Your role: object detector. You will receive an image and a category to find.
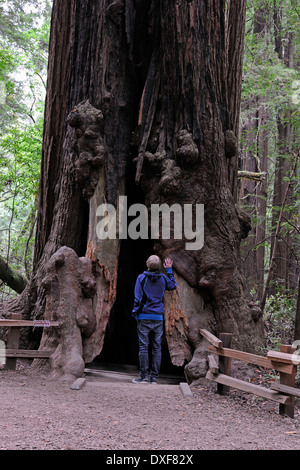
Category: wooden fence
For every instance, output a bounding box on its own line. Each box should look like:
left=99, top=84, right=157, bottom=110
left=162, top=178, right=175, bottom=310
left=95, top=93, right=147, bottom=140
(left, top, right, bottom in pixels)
left=200, top=329, right=300, bottom=418
left=0, top=313, right=58, bottom=370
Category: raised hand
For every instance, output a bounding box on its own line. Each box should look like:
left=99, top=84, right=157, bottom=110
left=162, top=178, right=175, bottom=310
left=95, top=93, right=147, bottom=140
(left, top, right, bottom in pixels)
left=163, top=258, right=173, bottom=269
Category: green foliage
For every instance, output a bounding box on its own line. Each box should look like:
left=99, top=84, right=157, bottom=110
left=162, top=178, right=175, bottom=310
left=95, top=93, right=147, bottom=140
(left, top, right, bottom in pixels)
left=0, top=118, right=42, bottom=281
left=0, top=120, right=42, bottom=202
left=0, top=0, right=50, bottom=297
left=263, top=289, right=297, bottom=349
left=242, top=1, right=300, bottom=118
left=0, top=0, right=51, bottom=129
left=240, top=0, right=300, bottom=343
left=241, top=2, right=300, bottom=232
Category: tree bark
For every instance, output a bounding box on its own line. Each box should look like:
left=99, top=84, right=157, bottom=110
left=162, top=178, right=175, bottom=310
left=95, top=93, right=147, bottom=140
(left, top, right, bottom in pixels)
left=0, top=0, right=265, bottom=381
left=225, top=0, right=247, bottom=200
left=134, top=0, right=265, bottom=382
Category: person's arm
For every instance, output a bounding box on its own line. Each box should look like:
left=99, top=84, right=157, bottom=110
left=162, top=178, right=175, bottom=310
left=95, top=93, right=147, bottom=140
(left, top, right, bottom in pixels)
left=163, top=258, right=177, bottom=290
left=132, top=275, right=144, bottom=316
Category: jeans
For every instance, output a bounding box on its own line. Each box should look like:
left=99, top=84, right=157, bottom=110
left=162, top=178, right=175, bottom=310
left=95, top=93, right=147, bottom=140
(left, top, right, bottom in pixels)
left=137, top=320, right=164, bottom=380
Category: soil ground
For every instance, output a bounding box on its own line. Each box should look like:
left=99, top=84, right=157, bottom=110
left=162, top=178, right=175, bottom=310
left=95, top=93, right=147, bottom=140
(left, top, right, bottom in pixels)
left=0, top=360, right=300, bottom=452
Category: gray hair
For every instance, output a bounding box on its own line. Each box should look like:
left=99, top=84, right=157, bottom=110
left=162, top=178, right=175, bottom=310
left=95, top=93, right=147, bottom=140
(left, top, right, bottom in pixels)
left=146, top=255, right=161, bottom=271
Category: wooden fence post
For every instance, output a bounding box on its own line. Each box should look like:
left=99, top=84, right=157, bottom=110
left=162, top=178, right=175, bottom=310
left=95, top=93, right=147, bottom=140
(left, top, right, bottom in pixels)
left=217, top=333, right=233, bottom=395
left=279, top=344, right=296, bottom=418
left=5, top=313, right=22, bottom=371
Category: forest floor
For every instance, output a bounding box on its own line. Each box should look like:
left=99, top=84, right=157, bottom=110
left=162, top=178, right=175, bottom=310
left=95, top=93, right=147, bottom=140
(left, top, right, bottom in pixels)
left=0, top=360, right=299, bottom=452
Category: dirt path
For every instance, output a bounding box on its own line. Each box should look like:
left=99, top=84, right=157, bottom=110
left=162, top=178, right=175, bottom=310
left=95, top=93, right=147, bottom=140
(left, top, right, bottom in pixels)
left=0, top=363, right=300, bottom=452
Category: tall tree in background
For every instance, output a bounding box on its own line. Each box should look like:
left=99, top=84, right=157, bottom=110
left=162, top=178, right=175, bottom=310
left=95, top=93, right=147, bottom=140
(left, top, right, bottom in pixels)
left=269, top=0, right=298, bottom=295
left=239, top=1, right=269, bottom=297
left=239, top=0, right=300, bottom=312
left=0, top=0, right=265, bottom=382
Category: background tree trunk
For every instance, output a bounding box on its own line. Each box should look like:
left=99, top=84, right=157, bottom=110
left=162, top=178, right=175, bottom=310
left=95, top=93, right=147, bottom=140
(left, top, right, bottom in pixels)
left=0, top=255, right=28, bottom=294
left=239, top=4, right=269, bottom=298
left=269, top=1, right=298, bottom=296
left=0, top=0, right=265, bottom=382
left=239, top=101, right=268, bottom=298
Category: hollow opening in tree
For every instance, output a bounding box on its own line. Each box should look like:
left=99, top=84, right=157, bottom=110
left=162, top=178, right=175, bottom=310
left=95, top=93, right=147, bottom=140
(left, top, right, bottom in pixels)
left=94, top=237, right=184, bottom=376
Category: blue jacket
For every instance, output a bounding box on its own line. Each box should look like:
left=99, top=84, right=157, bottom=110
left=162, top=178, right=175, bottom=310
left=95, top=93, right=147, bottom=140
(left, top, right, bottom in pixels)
left=132, top=268, right=177, bottom=321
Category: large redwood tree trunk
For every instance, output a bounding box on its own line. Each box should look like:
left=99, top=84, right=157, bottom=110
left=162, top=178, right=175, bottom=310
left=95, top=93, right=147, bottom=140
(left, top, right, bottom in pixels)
left=0, top=0, right=265, bottom=382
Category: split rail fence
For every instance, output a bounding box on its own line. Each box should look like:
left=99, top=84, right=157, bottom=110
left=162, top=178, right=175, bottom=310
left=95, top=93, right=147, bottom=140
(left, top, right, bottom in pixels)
left=200, top=329, right=300, bottom=418
left=0, top=313, right=58, bottom=370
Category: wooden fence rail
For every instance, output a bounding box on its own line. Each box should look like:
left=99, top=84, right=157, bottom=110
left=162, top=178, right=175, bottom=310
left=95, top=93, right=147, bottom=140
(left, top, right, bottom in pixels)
left=200, top=329, right=299, bottom=418
left=0, top=319, right=59, bottom=327
left=0, top=313, right=58, bottom=370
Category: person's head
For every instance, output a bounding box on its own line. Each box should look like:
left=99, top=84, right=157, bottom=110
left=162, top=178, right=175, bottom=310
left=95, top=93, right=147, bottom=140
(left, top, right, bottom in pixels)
left=146, top=255, right=161, bottom=271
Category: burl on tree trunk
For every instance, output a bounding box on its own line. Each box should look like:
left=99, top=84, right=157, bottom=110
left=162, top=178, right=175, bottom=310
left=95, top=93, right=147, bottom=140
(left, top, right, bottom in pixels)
left=38, top=247, right=97, bottom=380
left=0, top=0, right=265, bottom=382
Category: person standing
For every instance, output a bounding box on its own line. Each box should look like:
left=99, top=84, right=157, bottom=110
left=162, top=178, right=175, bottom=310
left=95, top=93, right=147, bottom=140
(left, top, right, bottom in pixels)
left=132, top=255, right=177, bottom=384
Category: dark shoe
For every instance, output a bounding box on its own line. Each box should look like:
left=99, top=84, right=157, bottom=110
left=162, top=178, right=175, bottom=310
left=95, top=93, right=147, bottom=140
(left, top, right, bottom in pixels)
left=132, top=377, right=148, bottom=384
left=149, top=378, right=157, bottom=384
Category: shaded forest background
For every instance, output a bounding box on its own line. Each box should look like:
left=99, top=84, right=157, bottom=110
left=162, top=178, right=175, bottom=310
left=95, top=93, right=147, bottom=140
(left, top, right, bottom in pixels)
left=0, top=0, right=299, bottom=351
